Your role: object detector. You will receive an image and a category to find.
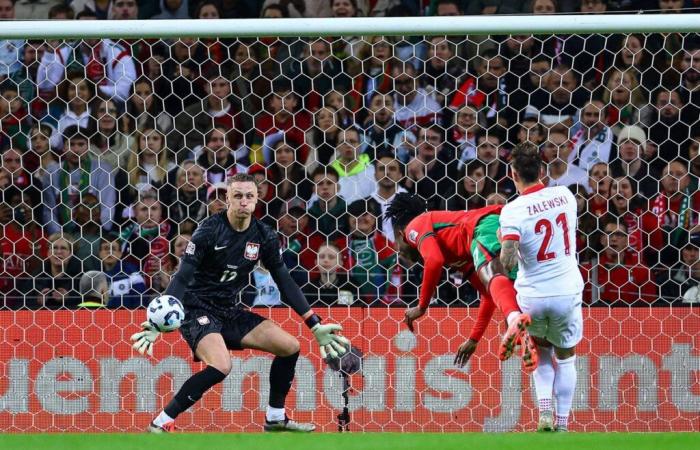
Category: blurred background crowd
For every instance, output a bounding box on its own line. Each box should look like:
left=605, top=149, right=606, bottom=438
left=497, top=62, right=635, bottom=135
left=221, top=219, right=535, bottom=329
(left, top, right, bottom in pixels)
left=0, top=0, right=698, bottom=309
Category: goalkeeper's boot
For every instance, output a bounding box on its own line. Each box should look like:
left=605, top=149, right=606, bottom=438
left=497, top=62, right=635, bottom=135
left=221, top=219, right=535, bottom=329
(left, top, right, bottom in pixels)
left=264, top=416, right=316, bottom=432
left=537, top=411, right=554, bottom=432
left=520, top=333, right=539, bottom=373
left=147, top=421, right=175, bottom=433
left=498, top=313, right=532, bottom=361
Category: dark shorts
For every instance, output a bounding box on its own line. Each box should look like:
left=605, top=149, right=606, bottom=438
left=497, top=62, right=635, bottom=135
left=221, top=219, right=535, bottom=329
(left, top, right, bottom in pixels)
left=179, top=306, right=266, bottom=361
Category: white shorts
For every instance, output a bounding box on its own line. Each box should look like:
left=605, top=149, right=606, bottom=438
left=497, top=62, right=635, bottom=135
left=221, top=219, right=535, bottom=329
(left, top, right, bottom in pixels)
left=517, top=293, right=583, bottom=349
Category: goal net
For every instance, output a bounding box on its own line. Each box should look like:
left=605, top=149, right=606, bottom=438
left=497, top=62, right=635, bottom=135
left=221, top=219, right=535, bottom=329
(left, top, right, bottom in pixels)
left=0, top=13, right=698, bottom=432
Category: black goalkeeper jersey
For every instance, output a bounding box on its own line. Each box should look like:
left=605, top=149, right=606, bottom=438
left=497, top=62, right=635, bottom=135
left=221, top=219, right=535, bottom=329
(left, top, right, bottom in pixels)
left=177, top=211, right=284, bottom=315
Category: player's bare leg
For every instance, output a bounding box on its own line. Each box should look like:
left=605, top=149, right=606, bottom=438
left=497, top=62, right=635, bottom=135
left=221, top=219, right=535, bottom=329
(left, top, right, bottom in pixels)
left=149, top=333, right=231, bottom=433
left=552, top=345, right=576, bottom=432
left=241, top=320, right=315, bottom=432
left=478, top=259, right=538, bottom=369
left=531, top=337, right=555, bottom=432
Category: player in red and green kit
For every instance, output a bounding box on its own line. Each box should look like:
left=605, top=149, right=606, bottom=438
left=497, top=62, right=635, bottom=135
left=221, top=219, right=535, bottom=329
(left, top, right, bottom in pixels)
left=386, top=193, right=538, bottom=372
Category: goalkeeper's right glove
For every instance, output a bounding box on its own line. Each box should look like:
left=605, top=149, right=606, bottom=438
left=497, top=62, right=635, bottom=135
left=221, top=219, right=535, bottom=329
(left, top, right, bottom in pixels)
left=306, top=314, right=350, bottom=359
left=130, top=321, right=160, bottom=356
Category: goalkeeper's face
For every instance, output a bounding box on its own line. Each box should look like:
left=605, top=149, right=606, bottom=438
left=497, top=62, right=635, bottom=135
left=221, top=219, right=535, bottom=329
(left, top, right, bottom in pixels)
left=227, top=181, right=258, bottom=219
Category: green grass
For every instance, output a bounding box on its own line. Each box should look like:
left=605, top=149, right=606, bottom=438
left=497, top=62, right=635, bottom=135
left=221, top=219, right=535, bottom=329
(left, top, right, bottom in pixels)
left=1, top=432, right=697, bottom=450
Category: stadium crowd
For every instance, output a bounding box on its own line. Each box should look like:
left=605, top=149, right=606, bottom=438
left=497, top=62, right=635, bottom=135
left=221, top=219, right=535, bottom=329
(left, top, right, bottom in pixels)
left=0, top=0, right=699, bottom=309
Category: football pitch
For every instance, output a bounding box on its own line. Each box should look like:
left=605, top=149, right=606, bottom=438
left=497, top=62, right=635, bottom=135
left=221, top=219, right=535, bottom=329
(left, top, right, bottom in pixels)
left=1, top=432, right=697, bottom=450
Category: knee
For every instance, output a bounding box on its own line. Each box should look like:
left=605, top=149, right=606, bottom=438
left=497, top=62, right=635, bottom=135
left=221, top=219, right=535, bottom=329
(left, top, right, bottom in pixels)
left=279, top=337, right=300, bottom=357
left=211, top=357, right=232, bottom=376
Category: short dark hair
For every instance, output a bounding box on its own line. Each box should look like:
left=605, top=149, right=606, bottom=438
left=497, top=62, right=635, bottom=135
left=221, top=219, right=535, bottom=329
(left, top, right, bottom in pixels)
left=227, top=173, right=257, bottom=185
left=510, top=142, right=542, bottom=184
left=310, top=166, right=339, bottom=181
left=347, top=198, right=381, bottom=218
left=48, top=4, right=74, bottom=19
left=76, top=8, right=97, bottom=19
left=62, top=125, right=90, bottom=142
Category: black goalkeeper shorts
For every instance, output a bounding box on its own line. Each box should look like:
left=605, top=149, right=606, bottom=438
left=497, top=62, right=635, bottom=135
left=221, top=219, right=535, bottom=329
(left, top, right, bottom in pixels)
left=179, top=306, right=266, bottom=361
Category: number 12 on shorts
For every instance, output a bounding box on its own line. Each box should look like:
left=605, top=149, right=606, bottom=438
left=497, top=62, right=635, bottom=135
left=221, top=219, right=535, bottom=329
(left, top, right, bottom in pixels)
left=220, top=269, right=238, bottom=282
left=534, top=212, right=571, bottom=262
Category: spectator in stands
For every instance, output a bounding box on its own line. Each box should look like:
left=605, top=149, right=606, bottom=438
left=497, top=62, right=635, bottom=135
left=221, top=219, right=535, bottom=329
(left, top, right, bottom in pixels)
left=338, top=198, right=396, bottom=303
left=303, top=243, right=355, bottom=305
left=479, top=129, right=515, bottom=193
left=657, top=234, right=700, bottom=304
left=0, top=1, right=23, bottom=86
left=175, top=69, right=249, bottom=160
left=110, top=0, right=138, bottom=19
left=206, top=182, right=228, bottom=216
left=308, top=166, right=349, bottom=239
left=168, top=159, right=207, bottom=235
left=305, top=105, right=340, bottom=174
left=45, top=126, right=116, bottom=234
left=126, top=77, right=174, bottom=135
left=35, top=233, right=81, bottom=309
left=276, top=198, right=321, bottom=286
left=542, top=128, right=588, bottom=189
left=264, top=133, right=313, bottom=201
left=423, top=36, right=461, bottom=108
left=253, top=79, right=311, bottom=163
left=248, top=163, right=278, bottom=223
left=152, top=0, right=190, bottom=19
left=650, top=159, right=700, bottom=267
left=514, top=115, right=544, bottom=146
left=120, top=127, right=174, bottom=214
left=370, top=153, right=406, bottom=242
left=688, top=130, right=700, bottom=180
left=324, top=90, right=353, bottom=128
left=51, top=75, right=94, bottom=150
left=362, top=92, right=402, bottom=160
left=679, top=42, right=700, bottom=116
left=392, top=62, right=442, bottom=129
left=435, top=0, right=462, bottom=15
left=587, top=162, right=612, bottom=215
left=13, top=0, right=64, bottom=19
left=348, top=36, right=395, bottom=111
left=0, top=83, right=30, bottom=151
left=27, top=122, right=59, bottom=181
left=452, top=104, right=484, bottom=167
left=609, top=125, right=657, bottom=198
left=0, top=186, right=48, bottom=308
left=448, top=159, right=495, bottom=211
left=613, top=34, right=658, bottom=97
left=330, top=126, right=376, bottom=203
left=289, top=39, right=350, bottom=111
left=70, top=192, right=102, bottom=271
left=570, top=99, right=614, bottom=171
left=48, top=3, right=74, bottom=19
left=1, top=146, right=43, bottom=213
left=531, top=0, right=556, bottom=13
left=528, top=63, right=588, bottom=125
left=405, top=125, right=458, bottom=209
left=120, top=189, right=173, bottom=288
left=98, top=234, right=147, bottom=308
left=608, top=175, right=658, bottom=265
left=581, top=218, right=657, bottom=305
left=196, top=127, right=247, bottom=186
left=602, top=68, right=645, bottom=132
left=89, top=96, right=132, bottom=170
left=646, top=88, right=691, bottom=171
left=76, top=270, right=109, bottom=308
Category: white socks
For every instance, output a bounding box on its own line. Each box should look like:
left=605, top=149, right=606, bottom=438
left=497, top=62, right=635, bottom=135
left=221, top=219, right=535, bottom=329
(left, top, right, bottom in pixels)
left=153, top=410, right=174, bottom=427
left=533, top=345, right=555, bottom=413
left=506, top=311, right=520, bottom=327
left=266, top=406, right=286, bottom=422
left=554, top=355, right=577, bottom=429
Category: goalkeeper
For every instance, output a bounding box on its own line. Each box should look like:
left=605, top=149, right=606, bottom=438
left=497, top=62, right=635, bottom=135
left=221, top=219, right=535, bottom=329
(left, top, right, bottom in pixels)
left=131, top=173, right=349, bottom=433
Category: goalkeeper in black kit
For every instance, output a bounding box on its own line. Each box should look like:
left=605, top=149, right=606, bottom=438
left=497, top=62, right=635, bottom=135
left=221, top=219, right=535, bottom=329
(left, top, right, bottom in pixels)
left=130, top=173, right=350, bottom=433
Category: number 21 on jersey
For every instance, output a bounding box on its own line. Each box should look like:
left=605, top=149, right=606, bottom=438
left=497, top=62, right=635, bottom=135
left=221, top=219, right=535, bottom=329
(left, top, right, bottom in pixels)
left=534, top=212, right=571, bottom=262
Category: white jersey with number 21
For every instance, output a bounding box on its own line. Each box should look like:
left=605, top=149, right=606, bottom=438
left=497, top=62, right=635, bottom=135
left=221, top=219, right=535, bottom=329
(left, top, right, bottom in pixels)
left=499, top=185, right=584, bottom=298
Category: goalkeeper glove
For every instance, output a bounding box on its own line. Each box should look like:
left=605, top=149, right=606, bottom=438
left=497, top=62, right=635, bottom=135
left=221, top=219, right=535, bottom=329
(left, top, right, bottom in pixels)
left=306, top=314, right=350, bottom=359
left=130, top=321, right=160, bottom=356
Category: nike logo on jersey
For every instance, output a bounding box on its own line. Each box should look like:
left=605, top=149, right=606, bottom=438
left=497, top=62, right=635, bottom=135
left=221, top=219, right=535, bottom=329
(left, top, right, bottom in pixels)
left=214, top=245, right=227, bottom=250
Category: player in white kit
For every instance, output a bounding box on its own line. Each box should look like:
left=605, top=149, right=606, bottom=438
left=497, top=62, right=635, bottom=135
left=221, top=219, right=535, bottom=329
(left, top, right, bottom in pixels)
left=498, top=142, right=584, bottom=432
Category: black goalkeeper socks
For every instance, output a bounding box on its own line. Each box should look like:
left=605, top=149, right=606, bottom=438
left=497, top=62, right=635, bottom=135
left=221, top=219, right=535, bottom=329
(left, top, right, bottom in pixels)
left=164, top=365, right=227, bottom=419
left=268, top=351, right=300, bottom=409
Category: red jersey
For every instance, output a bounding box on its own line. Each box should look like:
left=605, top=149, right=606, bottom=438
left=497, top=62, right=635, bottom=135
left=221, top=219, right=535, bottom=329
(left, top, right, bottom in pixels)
left=403, top=205, right=503, bottom=340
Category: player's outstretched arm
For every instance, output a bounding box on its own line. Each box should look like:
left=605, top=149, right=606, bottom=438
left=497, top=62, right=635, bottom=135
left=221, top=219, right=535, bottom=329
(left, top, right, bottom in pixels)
left=269, top=264, right=350, bottom=359
left=405, top=235, right=445, bottom=333
left=454, top=294, right=497, bottom=367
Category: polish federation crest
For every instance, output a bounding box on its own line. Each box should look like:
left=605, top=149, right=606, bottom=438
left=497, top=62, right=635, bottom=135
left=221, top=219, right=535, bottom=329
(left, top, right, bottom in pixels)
left=197, top=316, right=210, bottom=325
left=244, top=242, right=260, bottom=260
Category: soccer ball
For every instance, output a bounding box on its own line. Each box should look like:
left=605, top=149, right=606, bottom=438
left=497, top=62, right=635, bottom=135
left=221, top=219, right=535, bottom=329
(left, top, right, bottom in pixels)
left=147, top=295, right=185, bottom=332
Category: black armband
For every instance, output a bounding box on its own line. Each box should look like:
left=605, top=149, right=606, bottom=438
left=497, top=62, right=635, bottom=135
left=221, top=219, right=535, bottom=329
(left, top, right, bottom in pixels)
left=304, top=314, right=322, bottom=329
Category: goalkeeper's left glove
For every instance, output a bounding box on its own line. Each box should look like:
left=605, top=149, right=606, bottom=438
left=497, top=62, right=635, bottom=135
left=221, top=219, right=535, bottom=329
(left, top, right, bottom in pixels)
left=130, top=321, right=160, bottom=356
left=306, top=314, right=350, bottom=359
